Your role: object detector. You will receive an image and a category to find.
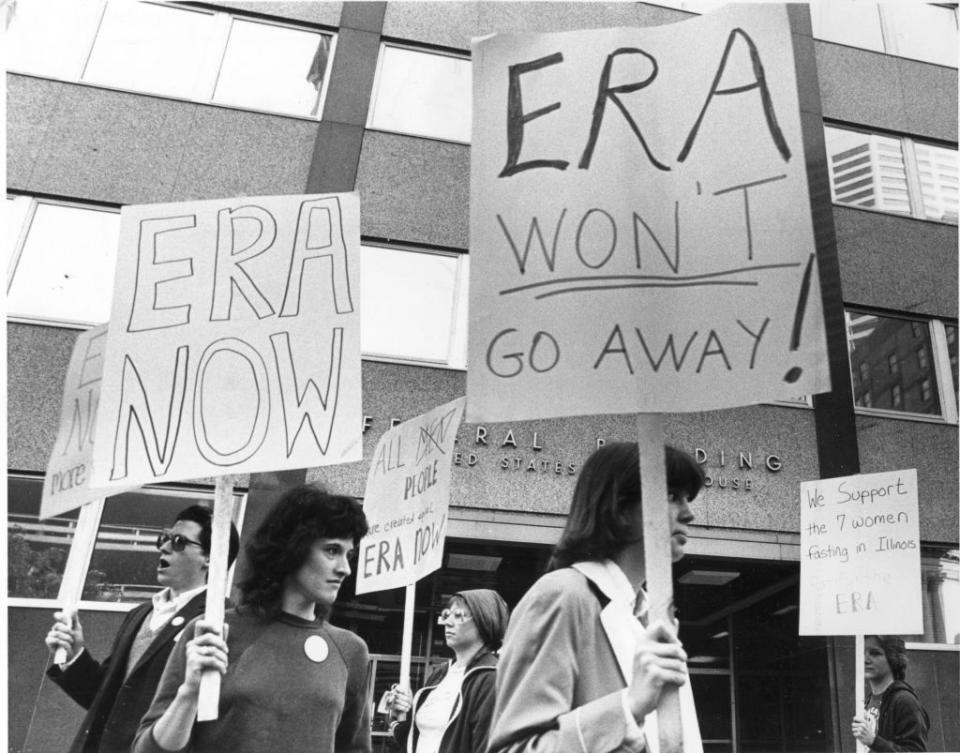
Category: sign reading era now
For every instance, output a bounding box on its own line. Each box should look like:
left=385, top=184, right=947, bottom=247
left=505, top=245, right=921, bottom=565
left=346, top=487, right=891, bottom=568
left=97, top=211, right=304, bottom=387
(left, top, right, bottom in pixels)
left=356, top=397, right=466, bottom=594
left=799, top=469, right=922, bottom=636
left=92, top=193, right=362, bottom=488
left=40, top=325, right=134, bottom=519
left=467, top=4, right=829, bottom=422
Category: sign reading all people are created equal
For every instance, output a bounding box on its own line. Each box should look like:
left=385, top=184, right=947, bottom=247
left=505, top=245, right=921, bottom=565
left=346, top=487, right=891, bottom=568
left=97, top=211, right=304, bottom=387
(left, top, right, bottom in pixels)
left=799, top=469, right=922, bottom=636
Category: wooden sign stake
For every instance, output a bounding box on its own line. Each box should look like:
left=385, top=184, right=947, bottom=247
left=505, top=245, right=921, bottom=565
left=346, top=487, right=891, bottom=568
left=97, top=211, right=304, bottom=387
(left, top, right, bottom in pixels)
left=637, top=413, right=683, bottom=753
left=53, top=499, right=105, bottom=664
left=855, top=633, right=867, bottom=753
left=399, top=584, right=416, bottom=692
left=196, top=475, right=237, bottom=722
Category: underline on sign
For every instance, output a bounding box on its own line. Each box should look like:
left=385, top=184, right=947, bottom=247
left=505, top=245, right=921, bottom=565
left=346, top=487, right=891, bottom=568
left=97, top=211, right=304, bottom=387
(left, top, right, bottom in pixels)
left=498, top=262, right=802, bottom=299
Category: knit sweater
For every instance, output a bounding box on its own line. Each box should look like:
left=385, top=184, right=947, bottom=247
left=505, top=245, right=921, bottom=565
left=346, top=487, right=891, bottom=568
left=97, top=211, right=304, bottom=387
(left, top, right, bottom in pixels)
left=133, top=608, right=371, bottom=753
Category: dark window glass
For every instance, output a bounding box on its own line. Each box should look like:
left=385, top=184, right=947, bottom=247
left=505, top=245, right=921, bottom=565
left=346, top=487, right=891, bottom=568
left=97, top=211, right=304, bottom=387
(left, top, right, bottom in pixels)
left=846, top=312, right=942, bottom=416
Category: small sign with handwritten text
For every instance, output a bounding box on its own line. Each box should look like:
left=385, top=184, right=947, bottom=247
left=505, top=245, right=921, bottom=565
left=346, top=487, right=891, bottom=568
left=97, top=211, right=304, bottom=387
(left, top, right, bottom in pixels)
left=799, top=469, right=921, bottom=636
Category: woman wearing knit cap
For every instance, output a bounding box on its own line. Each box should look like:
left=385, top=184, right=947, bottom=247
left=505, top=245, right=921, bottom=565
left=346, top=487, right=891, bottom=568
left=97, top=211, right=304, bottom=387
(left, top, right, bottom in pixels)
left=852, top=635, right=930, bottom=751
left=387, top=588, right=509, bottom=753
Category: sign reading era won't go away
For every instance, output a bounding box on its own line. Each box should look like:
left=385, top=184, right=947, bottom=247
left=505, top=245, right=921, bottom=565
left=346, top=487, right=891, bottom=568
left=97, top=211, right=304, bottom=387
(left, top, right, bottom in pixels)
left=467, top=4, right=830, bottom=422
left=91, top=193, right=362, bottom=488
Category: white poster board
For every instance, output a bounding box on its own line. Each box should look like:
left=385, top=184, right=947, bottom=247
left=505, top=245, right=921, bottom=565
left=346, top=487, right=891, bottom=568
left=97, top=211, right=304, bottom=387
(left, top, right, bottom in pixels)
left=356, top=397, right=466, bottom=594
left=41, top=325, right=133, bottom=519
left=468, top=4, right=829, bottom=422
left=92, top=193, right=362, bottom=488
left=799, top=469, right=922, bottom=636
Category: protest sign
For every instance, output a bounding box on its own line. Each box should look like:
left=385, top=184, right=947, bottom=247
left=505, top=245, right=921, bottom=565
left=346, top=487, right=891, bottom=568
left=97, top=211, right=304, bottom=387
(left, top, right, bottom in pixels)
left=467, top=3, right=829, bottom=422
left=799, top=469, right=922, bottom=636
left=41, top=325, right=133, bottom=519
left=356, top=397, right=466, bottom=595
left=91, top=193, right=362, bottom=488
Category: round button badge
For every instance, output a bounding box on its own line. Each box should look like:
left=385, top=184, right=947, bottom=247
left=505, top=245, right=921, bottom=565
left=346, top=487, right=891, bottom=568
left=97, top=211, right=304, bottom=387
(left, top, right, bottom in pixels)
left=304, top=635, right=329, bottom=663
left=171, top=616, right=185, bottom=628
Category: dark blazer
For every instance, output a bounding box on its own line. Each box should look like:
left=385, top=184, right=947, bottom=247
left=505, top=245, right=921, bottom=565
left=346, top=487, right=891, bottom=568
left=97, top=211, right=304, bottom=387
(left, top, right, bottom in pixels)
left=47, top=592, right=207, bottom=753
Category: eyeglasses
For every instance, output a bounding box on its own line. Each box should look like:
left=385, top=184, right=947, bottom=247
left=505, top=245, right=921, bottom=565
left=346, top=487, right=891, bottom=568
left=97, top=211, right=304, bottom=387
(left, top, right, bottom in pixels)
left=437, top=608, right=473, bottom=625
left=156, top=531, right=204, bottom=552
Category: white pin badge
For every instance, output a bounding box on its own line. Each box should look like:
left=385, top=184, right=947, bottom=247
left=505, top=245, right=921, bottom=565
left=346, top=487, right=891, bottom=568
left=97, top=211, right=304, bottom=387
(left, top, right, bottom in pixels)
left=171, top=616, right=185, bottom=627
left=304, top=635, right=328, bottom=663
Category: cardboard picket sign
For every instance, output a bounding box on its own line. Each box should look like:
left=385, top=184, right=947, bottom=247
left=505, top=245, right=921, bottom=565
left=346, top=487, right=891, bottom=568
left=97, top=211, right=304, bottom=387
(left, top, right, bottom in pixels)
left=91, top=192, right=363, bottom=489
left=799, top=469, right=922, bottom=636
left=467, top=3, right=829, bottom=423
left=40, top=325, right=134, bottom=519
left=356, top=397, right=466, bottom=595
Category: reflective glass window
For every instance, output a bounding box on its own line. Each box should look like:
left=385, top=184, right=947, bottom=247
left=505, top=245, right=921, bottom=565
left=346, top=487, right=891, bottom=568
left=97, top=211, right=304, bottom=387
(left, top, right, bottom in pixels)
left=82, top=2, right=217, bottom=100
left=824, top=128, right=910, bottom=215
left=368, top=46, right=471, bottom=143
left=846, top=311, right=943, bottom=416
left=213, top=21, right=332, bottom=117
left=6, top=201, right=121, bottom=325
left=912, top=546, right=960, bottom=644
left=918, top=345, right=930, bottom=370
left=360, top=245, right=468, bottom=366
left=810, top=3, right=885, bottom=52
left=946, top=324, right=959, bottom=397
left=8, top=476, right=74, bottom=599
left=913, top=142, right=960, bottom=223
left=6, top=0, right=105, bottom=79
left=882, top=4, right=958, bottom=68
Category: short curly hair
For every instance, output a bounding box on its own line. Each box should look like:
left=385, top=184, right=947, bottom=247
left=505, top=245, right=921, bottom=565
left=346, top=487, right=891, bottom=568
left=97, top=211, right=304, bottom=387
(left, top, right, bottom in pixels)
left=236, top=485, right=368, bottom=616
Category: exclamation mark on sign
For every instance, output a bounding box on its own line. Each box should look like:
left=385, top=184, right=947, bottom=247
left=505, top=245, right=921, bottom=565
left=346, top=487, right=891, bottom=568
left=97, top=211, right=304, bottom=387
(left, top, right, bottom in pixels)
left=783, top=253, right=815, bottom=384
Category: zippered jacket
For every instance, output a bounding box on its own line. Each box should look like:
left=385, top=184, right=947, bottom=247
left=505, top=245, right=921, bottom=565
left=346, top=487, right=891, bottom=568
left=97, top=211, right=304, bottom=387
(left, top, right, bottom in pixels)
left=869, top=680, right=930, bottom=752
left=390, top=649, right=498, bottom=753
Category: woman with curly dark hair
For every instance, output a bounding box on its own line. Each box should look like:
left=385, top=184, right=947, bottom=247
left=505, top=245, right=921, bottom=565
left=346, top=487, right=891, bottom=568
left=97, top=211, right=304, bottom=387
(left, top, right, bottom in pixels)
left=134, top=485, right=371, bottom=753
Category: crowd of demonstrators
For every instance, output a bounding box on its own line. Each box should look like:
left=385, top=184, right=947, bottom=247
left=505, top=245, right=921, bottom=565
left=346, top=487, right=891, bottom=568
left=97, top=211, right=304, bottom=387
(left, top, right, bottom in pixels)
left=43, top=449, right=934, bottom=753
left=852, top=635, right=931, bottom=752
left=387, top=589, right=509, bottom=753
left=133, top=486, right=372, bottom=753
left=488, top=442, right=705, bottom=753
left=44, top=505, right=239, bottom=753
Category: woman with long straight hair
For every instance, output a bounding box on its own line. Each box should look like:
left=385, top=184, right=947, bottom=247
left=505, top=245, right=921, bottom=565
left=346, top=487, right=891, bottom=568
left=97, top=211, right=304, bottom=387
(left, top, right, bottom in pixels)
left=489, top=442, right=704, bottom=753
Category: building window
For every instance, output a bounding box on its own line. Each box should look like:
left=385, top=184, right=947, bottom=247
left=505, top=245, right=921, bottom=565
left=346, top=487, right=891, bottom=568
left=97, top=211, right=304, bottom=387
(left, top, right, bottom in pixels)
left=887, top=353, right=900, bottom=375
left=811, top=3, right=958, bottom=67
left=7, top=475, right=244, bottom=604
left=845, top=310, right=952, bottom=419
left=915, top=546, right=960, bottom=645
left=946, top=324, right=959, bottom=396
left=6, top=0, right=334, bottom=120
left=6, top=196, right=121, bottom=326
left=824, top=126, right=958, bottom=224
left=367, top=44, right=471, bottom=143
left=360, top=244, right=469, bottom=368
left=918, top=345, right=930, bottom=370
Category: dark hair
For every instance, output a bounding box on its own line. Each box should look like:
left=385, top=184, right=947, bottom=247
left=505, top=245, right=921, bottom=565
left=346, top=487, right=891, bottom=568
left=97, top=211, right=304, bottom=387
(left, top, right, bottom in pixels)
left=174, top=504, right=240, bottom=568
left=237, top=485, right=368, bottom=616
left=548, top=443, right=704, bottom=570
left=453, top=589, right=509, bottom=652
left=867, top=635, right=908, bottom=681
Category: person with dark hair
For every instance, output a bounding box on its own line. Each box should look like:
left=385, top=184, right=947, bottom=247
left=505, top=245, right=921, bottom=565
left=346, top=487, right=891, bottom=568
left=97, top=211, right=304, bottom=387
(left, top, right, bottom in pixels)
left=489, top=442, right=705, bottom=753
left=133, top=485, right=371, bottom=753
left=387, top=589, right=510, bottom=753
left=852, top=635, right=930, bottom=751
left=43, top=504, right=240, bottom=753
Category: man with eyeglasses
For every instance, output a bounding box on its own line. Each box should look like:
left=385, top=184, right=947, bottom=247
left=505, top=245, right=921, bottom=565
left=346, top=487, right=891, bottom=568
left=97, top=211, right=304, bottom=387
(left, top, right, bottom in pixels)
left=43, top=504, right=240, bottom=753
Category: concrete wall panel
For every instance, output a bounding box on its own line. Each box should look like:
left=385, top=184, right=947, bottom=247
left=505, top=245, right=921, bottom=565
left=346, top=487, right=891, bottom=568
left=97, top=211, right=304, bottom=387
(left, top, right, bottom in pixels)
left=356, top=132, right=469, bottom=248
left=834, top=207, right=959, bottom=319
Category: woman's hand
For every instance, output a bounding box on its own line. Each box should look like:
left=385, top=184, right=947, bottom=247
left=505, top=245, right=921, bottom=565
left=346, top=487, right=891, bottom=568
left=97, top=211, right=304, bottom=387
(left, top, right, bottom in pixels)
left=626, top=620, right=688, bottom=721
left=388, top=685, right=413, bottom=719
left=181, top=620, right=229, bottom=697
left=852, top=715, right=877, bottom=746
